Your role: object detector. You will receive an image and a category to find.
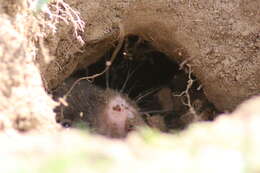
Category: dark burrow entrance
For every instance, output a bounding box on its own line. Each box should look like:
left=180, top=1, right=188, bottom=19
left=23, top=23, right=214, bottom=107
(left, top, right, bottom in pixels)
left=54, top=35, right=219, bottom=134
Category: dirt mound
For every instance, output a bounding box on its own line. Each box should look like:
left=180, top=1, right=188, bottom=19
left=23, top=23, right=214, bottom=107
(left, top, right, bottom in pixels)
left=0, top=1, right=57, bottom=132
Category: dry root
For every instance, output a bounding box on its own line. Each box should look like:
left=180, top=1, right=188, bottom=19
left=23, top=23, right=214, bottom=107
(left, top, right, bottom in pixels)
left=34, top=0, right=85, bottom=44
left=173, top=64, right=200, bottom=121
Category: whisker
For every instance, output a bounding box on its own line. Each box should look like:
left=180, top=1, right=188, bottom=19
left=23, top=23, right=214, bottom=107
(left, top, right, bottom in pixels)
left=112, top=60, right=130, bottom=91
left=120, top=62, right=144, bottom=93
left=139, top=109, right=174, bottom=115
left=124, top=81, right=142, bottom=96
left=120, top=66, right=131, bottom=93
left=106, top=67, right=109, bottom=89
left=104, top=52, right=111, bottom=89
left=135, top=87, right=161, bottom=103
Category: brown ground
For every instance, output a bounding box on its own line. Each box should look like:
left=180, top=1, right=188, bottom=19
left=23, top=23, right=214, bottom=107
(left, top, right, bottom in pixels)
left=41, top=0, right=260, bottom=112
left=0, top=0, right=260, bottom=172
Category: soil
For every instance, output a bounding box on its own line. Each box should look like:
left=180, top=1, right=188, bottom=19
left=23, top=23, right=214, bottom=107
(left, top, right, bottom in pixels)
left=0, top=0, right=260, bottom=171
left=41, top=0, right=260, bottom=112
left=0, top=0, right=259, bottom=135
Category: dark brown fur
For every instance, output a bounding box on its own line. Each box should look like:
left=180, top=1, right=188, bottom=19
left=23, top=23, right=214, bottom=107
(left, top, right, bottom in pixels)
left=53, top=77, right=145, bottom=138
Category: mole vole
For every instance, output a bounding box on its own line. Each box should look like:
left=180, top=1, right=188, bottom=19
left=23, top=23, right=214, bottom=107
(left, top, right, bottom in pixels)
left=53, top=77, right=145, bottom=138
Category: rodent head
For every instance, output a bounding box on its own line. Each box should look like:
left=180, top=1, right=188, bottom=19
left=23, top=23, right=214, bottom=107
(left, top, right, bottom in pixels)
left=96, top=90, right=145, bottom=138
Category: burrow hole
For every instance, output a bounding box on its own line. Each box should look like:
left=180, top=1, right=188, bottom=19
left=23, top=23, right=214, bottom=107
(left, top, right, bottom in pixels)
left=68, top=35, right=219, bottom=131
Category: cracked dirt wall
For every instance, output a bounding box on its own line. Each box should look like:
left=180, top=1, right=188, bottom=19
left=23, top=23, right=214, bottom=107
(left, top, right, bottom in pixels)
left=41, top=0, right=260, bottom=111
left=0, top=1, right=57, bottom=132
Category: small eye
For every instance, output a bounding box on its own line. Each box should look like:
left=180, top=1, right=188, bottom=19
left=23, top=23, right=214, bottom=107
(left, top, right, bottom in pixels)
left=127, top=124, right=134, bottom=132
left=61, top=119, right=72, bottom=128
